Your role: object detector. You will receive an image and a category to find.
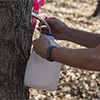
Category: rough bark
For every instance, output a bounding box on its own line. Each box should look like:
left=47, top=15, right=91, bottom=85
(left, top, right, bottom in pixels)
left=0, top=0, right=33, bottom=99
left=92, top=0, right=100, bottom=17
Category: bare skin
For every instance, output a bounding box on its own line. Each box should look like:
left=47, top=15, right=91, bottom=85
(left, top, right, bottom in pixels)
left=33, top=17, right=100, bottom=71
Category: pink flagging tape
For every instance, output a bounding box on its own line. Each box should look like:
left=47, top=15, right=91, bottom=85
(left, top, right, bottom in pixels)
left=38, top=0, right=45, bottom=9
left=33, top=0, right=45, bottom=32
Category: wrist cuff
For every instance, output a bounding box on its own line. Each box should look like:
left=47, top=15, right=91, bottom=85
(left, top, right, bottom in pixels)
left=46, top=46, right=56, bottom=62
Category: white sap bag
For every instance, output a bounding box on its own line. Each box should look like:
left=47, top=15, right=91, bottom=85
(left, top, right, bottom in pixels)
left=24, top=34, right=61, bottom=91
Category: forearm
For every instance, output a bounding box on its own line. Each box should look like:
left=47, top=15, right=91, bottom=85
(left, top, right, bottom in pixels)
left=63, top=28, right=100, bottom=48
left=51, top=47, right=100, bottom=71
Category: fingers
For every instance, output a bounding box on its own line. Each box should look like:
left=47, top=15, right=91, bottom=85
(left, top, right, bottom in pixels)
left=32, top=35, right=47, bottom=46
left=42, top=16, right=56, bottom=20
left=32, top=34, right=50, bottom=51
left=32, top=38, right=42, bottom=53
left=38, top=16, right=56, bottom=27
left=37, top=27, right=49, bottom=34
left=32, top=39, right=38, bottom=49
left=38, top=21, right=45, bottom=27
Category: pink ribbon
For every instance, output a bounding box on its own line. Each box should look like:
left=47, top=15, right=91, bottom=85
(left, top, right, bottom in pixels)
left=33, top=0, right=45, bottom=32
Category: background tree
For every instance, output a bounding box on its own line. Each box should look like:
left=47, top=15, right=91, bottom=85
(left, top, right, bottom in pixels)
left=92, top=0, right=100, bottom=17
left=0, top=0, right=33, bottom=99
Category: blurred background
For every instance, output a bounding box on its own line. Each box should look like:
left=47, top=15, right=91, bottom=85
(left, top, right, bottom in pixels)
left=30, top=0, right=100, bottom=100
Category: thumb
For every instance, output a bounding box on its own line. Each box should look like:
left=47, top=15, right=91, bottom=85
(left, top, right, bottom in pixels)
left=45, top=17, right=56, bottom=25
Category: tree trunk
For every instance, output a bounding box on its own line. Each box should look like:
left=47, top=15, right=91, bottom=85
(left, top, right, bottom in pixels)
left=0, top=0, right=33, bottom=99
left=92, top=0, right=100, bottom=17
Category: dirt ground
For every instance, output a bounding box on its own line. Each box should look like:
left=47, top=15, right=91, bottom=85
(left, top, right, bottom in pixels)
left=29, top=0, right=100, bottom=100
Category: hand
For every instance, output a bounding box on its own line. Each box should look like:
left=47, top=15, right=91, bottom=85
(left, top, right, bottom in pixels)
left=38, top=16, right=71, bottom=40
left=33, top=35, right=50, bottom=58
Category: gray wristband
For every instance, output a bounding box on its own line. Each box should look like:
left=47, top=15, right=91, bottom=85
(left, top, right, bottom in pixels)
left=46, top=46, right=56, bottom=62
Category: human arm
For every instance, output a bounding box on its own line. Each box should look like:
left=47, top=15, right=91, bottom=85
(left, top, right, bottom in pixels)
left=33, top=35, right=100, bottom=71
left=61, top=28, right=100, bottom=48
left=51, top=45, right=100, bottom=71
left=39, top=17, right=100, bottom=48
